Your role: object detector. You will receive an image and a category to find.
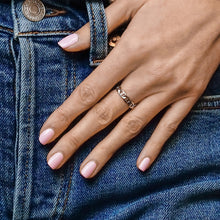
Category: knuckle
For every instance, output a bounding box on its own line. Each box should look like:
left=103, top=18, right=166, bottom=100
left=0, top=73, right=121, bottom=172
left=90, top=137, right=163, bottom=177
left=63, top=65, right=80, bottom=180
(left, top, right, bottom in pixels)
left=99, top=144, right=115, bottom=158
left=120, top=39, right=146, bottom=60
left=78, top=84, right=96, bottom=107
left=67, top=133, right=80, bottom=149
left=161, top=121, right=178, bottom=134
left=54, top=107, right=71, bottom=125
left=173, top=78, right=206, bottom=98
left=121, top=116, right=144, bottom=139
left=171, top=69, right=207, bottom=96
left=93, top=104, right=112, bottom=126
left=179, top=78, right=194, bottom=93
left=169, top=79, right=191, bottom=97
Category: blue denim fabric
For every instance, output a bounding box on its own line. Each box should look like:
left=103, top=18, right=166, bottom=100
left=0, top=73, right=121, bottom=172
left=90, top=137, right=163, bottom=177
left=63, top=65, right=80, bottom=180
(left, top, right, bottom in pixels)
left=86, top=0, right=108, bottom=66
left=0, top=1, right=219, bottom=219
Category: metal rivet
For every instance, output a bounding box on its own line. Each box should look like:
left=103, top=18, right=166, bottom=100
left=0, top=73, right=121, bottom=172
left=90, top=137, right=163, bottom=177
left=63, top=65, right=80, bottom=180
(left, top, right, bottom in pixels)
left=109, top=35, right=121, bottom=47
left=22, top=0, right=46, bottom=22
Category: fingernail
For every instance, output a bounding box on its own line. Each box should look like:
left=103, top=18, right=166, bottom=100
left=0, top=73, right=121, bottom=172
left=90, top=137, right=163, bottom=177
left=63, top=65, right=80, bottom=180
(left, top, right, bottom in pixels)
left=48, top=152, right=63, bottom=169
left=138, top=157, right=150, bottom=172
left=81, top=161, right=97, bottom=178
left=39, top=128, right=55, bottom=145
left=58, top=33, right=78, bottom=49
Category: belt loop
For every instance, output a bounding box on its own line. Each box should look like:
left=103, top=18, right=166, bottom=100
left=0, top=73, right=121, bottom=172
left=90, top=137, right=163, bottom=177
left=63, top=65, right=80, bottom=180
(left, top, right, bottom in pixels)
left=86, top=0, right=108, bottom=67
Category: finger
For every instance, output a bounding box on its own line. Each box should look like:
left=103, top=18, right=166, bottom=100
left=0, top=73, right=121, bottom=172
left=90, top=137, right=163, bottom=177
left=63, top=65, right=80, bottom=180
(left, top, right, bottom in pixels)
left=45, top=64, right=160, bottom=170
left=39, top=33, right=140, bottom=145
left=58, top=0, right=132, bottom=52
left=79, top=93, right=170, bottom=178
left=46, top=89, right=129, bottom=170
left=136, top=97, right=198, bottom=172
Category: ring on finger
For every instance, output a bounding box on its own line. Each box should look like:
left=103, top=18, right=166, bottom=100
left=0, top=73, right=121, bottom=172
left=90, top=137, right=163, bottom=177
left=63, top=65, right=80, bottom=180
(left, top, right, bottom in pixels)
left=116, top=86, right=136, bottom=109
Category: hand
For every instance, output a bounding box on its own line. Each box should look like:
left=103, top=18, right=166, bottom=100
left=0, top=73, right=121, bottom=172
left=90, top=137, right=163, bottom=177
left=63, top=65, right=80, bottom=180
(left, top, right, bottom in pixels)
left=39, top=0, right=220, bottom=178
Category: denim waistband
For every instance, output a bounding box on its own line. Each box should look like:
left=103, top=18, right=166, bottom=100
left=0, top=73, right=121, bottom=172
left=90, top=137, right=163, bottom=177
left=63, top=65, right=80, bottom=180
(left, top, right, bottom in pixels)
left=7, top=0, right=109, bottom=66
left=0, top=1, right=107, bottom=35
left=9, top=0, right=88, bottom=37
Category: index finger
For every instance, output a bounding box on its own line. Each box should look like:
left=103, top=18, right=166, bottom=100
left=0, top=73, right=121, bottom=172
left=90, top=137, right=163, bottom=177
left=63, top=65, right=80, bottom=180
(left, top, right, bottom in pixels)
left=39, top=40, right=134, bottom=145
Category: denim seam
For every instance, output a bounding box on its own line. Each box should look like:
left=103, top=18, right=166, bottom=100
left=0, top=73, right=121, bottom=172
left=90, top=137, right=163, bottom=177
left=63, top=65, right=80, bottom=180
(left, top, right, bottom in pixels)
left=59, top=163, right=74, bottom=220
left=193, top=106, right=220, bottom=110
left=92, top=2, right=105, bottom=64
left=87, top=0, right=108, bottom=66
left=100, top=5, right=105, bottom=38
left=90, top=2, right=97, bottom=60
left=60, top=62, right=78, bottom=218
left=17, top=30, right=75, bottom=36
left=90, top=3, right=105, bottom=63
left=51, top=172, right=65, bottom=218
left=58, top=60, right=75, bottom=219
left=52, top=60, right=69, bottom=219
left=0, top=26, right=13, bottom=33
left=65, top=61, right=68, bottom=97
left=8, top=38, right=17, bottom=220
left=12, top=38, right=21, bottom=220
left=21, top=37, right=32, bottom=219
left=9, top=38, right=16, bottom=73
left=201, top=96, right=220, bottom=101
left=13, top=1, right=20, bottom=38
left=73, top=63, right=76, bottom=88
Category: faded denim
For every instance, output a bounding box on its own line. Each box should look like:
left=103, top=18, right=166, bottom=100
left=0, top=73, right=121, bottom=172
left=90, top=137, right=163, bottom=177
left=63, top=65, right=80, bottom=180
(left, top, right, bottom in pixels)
left=0, top=0, right=219, bottom=219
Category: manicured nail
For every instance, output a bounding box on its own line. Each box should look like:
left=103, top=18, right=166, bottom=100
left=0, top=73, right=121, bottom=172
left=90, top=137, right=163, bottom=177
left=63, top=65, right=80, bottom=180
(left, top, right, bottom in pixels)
left=58, top=33, right=78, bottom=49
left=81, top=161, right=97, bottom=178
left=138, top=157, right=150, bottom=172
left=39, top=128, right=55, bottom=145
left=48, top=152, right=63, bottom=169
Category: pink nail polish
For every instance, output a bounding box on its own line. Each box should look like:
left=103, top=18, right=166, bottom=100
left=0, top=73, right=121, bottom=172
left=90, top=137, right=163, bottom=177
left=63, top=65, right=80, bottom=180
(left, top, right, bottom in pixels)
left=81, top=161, right=97, bottom=178
left=58, top=33, right=78, bottom=49
left=48, top=152, right=63, bottom=169
left=39, top=128, right=54, bottom=145
left=138, top=157, right=150, bottom=172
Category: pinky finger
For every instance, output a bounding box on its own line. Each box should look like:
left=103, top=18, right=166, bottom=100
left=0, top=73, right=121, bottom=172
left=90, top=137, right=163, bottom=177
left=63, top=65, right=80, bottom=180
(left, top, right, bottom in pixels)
left=137, top=96, right=198, bottom=172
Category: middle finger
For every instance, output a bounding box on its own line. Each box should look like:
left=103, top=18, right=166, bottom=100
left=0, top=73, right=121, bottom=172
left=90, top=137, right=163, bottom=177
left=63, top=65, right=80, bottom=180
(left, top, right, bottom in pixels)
left=46, top=88, right=130, bottom=170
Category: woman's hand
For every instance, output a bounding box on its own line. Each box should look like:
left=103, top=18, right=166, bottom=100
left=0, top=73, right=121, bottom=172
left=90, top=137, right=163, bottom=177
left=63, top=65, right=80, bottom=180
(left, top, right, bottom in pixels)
left=39, top=0, right=220, bottom=178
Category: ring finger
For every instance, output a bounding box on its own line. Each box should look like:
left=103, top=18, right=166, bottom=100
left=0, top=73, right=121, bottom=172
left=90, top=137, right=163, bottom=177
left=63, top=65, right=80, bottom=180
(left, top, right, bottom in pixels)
left=46, top=85, right=169, bottom=171
left=78, top=92, right=170, bottom=178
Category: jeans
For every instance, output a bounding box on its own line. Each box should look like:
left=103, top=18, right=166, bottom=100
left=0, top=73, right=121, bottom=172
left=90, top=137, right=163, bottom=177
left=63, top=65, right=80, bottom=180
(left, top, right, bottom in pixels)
left=0, top=0, right=219, bottom=219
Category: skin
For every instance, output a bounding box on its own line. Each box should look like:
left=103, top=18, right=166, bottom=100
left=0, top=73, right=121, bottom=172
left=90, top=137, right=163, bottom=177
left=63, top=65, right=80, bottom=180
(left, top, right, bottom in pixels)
left=39, top=0, right=220, bottom=178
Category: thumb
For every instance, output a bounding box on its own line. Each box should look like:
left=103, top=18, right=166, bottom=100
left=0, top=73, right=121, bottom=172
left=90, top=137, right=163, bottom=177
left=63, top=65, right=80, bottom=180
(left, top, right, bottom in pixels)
left=58, top=1, right=134, bottom=52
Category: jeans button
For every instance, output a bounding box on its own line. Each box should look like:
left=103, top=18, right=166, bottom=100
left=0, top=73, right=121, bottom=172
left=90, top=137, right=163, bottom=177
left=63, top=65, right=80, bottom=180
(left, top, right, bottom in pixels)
left=22, top=0, right=46, bottom=22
